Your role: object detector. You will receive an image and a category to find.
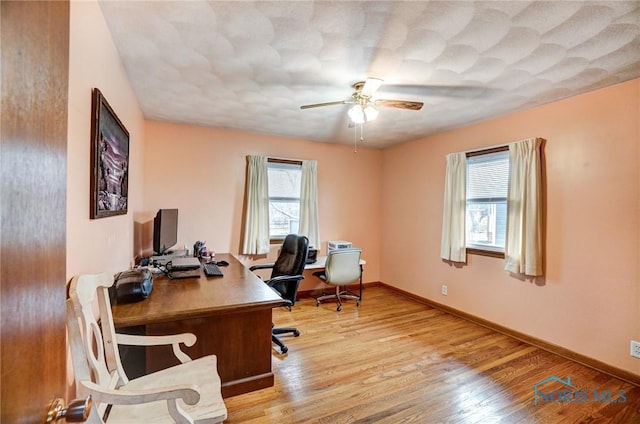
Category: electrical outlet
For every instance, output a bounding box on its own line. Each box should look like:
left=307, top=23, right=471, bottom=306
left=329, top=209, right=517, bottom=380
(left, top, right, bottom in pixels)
left=630, top=341, right=640, bottom=359
left=441, top=285, right=448, bottom=296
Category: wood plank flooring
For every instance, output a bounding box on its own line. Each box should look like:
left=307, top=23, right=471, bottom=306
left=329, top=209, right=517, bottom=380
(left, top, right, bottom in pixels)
left=224, top=286, right=640, bottom=423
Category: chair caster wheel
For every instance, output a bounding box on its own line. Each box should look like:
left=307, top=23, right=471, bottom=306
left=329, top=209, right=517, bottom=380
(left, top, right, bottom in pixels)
left=280, top=346, right=288, bottom=354
left=337, top=305, right=342, bottom=312
left=316, top=302, right=319, bottom=307
left=293, top=330, right=300, bottom=337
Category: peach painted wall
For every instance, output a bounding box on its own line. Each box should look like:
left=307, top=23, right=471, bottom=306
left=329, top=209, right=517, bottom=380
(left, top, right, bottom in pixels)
left=142, top=122, right=382, bottom=290
left=67, top=0, right=145, bottom=280
left=381, top=79, right=640, bottom=374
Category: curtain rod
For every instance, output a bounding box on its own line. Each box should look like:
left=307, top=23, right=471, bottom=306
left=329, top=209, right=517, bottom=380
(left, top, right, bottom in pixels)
left=268, top=156, right=303, bottom=164
left=246, top=154, right=310, bottom=163
left=466, top=144, right=508, bottom=157
left=465, top=136, right=541, bottom=156
left=267, top=155, right=315, bottom=165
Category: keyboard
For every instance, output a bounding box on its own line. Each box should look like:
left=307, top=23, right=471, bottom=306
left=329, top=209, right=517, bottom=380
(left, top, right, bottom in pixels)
left=203, top=262, right=224, bottom=277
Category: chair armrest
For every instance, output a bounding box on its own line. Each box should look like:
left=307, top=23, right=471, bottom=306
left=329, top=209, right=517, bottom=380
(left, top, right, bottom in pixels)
left=80, top=380, right=199, bottom=422
left=80, top=379, right=200, bottom=405
left=249, top=263, right=275, bottom=272
left=265, top=274, right=304, bottom=288
left=265, top=275, right=304, bottom=310
left=116, top=333, right=196, bottom=364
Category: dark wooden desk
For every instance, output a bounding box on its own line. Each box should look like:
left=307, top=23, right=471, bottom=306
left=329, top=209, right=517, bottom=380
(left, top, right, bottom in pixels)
left=111, top=254, right=283, bottom=397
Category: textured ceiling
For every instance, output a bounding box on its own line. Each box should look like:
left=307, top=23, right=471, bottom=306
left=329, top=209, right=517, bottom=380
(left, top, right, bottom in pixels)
left=99, top=1, right=640, bottom=148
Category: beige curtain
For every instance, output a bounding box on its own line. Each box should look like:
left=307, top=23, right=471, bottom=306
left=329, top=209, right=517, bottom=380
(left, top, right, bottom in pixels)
left=440, top=152, right=467, bottom=262
left=299, top=160, right=320, bottom=249
left=241, top=155, right=270, bottom=255
left=504, top=138, right=543, bottom=276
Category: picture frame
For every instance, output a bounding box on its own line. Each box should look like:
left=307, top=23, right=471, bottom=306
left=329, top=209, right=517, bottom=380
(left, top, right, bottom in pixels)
left=90, top=88, right=130, bottom=219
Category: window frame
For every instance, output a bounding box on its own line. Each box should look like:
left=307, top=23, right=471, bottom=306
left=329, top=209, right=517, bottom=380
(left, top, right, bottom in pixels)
left=465, top=146, right=509, bottom=258
left=267, top=158, right=303, bottom=244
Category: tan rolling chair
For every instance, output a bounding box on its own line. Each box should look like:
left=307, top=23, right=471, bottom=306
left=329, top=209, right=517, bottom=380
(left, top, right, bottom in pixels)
left=314, top=248, right=362, bottom=311
left=66, top=273, right=227, bottom=423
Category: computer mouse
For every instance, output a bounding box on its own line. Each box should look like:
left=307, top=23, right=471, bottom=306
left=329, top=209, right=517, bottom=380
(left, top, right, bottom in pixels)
left=216, top=260, right=229, bottom=267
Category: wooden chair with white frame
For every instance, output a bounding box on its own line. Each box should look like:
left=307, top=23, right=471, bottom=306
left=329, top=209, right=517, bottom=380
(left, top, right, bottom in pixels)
left=66, top=273, right=227, bottom=423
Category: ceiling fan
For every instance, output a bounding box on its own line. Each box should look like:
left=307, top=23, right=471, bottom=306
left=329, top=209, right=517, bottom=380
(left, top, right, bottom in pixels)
left=300, top=77, right=423, bottom=124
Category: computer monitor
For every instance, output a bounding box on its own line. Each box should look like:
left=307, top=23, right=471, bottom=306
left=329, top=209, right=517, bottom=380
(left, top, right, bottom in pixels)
left=153, top=208, right=178, bottom=255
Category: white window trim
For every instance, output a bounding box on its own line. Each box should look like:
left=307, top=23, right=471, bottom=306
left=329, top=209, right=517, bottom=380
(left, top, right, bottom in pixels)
left=465, top=146, right=509, bottom=257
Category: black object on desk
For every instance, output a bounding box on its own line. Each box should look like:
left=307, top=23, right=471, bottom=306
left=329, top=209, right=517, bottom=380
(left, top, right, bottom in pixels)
left=109, top=268, right=153, bottom=304
left=204, top=262, right=224, bottom=277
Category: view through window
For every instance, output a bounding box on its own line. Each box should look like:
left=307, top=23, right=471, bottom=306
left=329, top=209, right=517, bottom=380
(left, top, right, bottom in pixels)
left=267, top=160, right=302, bottom=239
left=466, top=149, right=509, bottom=253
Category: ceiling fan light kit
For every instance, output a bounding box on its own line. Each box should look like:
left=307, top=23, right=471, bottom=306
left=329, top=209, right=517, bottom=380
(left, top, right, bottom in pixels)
left=348, top=104, right=378, bottom=124
left=363, top=105, right=379, bottom=121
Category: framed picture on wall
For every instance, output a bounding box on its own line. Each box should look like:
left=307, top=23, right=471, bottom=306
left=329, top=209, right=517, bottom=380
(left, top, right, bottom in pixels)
left=90, top=88, right=130, bottom=219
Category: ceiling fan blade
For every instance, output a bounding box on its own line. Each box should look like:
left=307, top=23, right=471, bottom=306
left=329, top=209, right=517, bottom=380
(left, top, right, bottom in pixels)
left=375, top=99, right=424, bottom=110
left=361, top=77, right=384, bottom=97
left=300, top=100, right=350, bottom=109
left=381, top=84, right=492, bottom=98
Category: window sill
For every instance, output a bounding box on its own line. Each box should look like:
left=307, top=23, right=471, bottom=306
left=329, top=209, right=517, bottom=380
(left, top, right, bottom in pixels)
left=466, top=247, right=505, bottom=259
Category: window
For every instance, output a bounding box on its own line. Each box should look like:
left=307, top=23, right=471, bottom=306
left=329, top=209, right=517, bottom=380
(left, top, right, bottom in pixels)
left=267, top=159, right=302, bottom=240
left=466, top=148, right=509, bottom=255
left=242, top=155, right=318, bottom=255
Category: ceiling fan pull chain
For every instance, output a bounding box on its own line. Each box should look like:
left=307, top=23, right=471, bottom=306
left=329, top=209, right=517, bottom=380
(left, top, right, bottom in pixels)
left=353, top=124, right=357, bottom=153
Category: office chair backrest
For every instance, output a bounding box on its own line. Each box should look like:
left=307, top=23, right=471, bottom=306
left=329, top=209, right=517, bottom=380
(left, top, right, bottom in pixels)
left=324, top=248, right=362, bottom=285
left=271, top=234, right=309, bottom=303
left=272, top=234, right=309, bottom=278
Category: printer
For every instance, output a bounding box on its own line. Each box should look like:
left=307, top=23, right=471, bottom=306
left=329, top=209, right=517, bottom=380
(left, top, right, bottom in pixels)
left=327, top=240, right=353, bottom=255
left=306, top=247, right=318, bottom=264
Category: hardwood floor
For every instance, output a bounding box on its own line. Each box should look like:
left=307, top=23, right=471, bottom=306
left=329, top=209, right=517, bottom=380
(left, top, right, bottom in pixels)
left=224, top=286, right=640, bottom=423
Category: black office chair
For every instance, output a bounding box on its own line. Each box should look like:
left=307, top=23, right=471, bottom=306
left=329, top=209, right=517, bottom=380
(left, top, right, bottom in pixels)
left=250, top=234, right=309, bottom=354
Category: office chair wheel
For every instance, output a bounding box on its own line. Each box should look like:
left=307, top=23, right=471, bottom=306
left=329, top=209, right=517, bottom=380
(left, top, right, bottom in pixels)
left=316, top=301, right=320, bottom=307
left=293, top=330, right=300, bottom=337
left=336, top=305, right=342, bottom=312
left=280, top=346, right=288, bottom=354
